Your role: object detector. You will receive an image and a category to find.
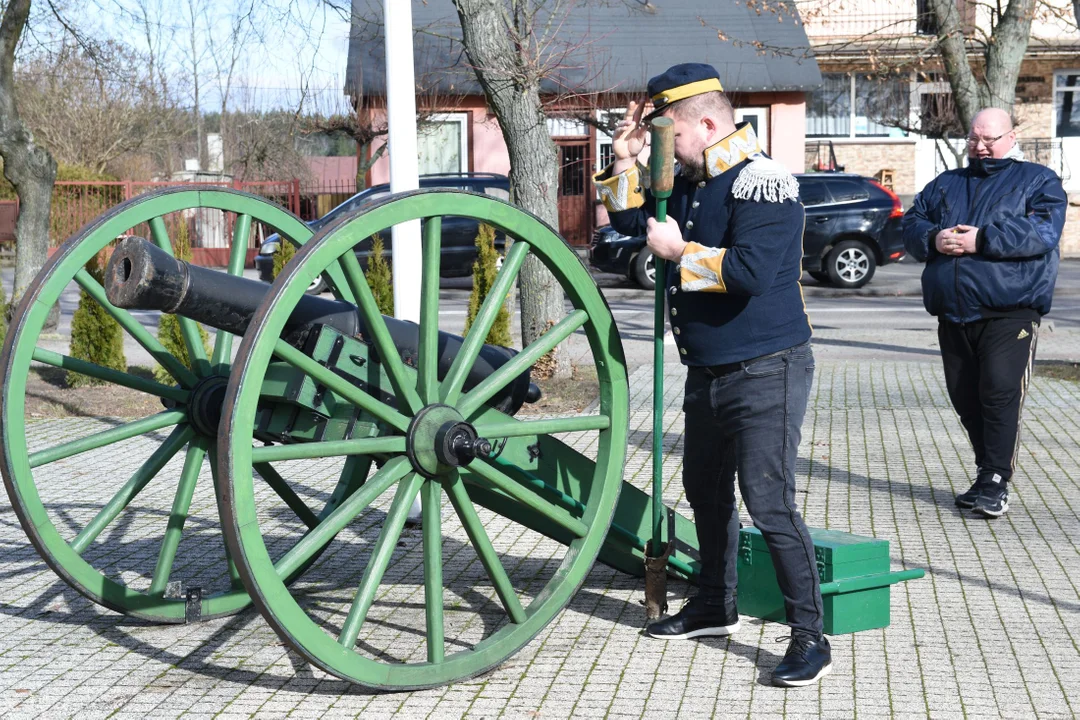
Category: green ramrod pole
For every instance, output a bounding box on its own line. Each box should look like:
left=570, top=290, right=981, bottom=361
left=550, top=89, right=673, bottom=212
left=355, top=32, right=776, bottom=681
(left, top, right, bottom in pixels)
left=644, top=116, right=675, bottom=621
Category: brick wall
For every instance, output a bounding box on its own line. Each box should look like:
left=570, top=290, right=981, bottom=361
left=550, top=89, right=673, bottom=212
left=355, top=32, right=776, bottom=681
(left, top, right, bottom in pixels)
left=827, top=142, right=919, bottom=194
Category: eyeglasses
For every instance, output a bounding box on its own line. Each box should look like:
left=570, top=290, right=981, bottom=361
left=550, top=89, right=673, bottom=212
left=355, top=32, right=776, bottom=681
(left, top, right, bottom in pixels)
left=966, top=132, right=1009, bottom=148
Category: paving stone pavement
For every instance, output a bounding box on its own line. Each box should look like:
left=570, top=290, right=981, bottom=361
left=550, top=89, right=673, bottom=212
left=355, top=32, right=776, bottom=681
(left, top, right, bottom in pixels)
left=1, top=360, right=1079, bottom=718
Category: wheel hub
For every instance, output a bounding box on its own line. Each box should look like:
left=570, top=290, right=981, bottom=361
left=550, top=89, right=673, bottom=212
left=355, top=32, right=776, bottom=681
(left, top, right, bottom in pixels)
left=188, top=375, right=229, bottom=437
left=406, top=404, right=492, bottom=478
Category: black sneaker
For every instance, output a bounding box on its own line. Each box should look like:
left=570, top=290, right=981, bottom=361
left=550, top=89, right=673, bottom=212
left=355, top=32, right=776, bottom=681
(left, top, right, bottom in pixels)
left=772, top=634, right=832, bottom=687
left=954, top=478, right=985, bottom=509
left=973, top=483, right=1009, bottom=518
left=645, top=597, right=740, bottom=640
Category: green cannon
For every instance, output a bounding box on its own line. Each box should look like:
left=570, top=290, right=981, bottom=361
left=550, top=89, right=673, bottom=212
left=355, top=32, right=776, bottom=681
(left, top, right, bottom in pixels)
left=0, top=186, right=922, bottom=691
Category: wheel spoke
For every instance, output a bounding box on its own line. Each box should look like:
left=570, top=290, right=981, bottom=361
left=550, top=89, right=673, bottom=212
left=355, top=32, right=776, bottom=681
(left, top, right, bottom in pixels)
left=208, top=446, right=242, bottom=588
left=73, top=268, right=198, bottom=388
left=148, top=439, right=207, bottom=595
left=69, top=425, right=194, bottom=554
left=253, top=462, right=319, bottom=529
left=421, top=477, right=444, bottom=662
left=32, top=347, right=189, bottom=404
left=338, top=471, right=424, bottom=648
left=29, top=410, right=187, bottom=468
left=320, top=455, right=372, bottom=521
left=418, top=217, right=442, bottom=404
left=440, top=240, right=529, bottom=406
left=211, top=213, right=253, bottom=368
left=337, top=251, right=424, bottom=414
left=465, top=458, right=588, bottom=538
left=148, top=217, right=210, bottom=375
left=445, top=473, right=526, bottom=624
left=250, top=436, right=405, bottom=463
left=474, top=414, right=611, bottom=440
left=272, top=339, right=410, bottom=432
left=457, top=309, right=588, bottom=418
left=273, top=456, right=410, bottom=579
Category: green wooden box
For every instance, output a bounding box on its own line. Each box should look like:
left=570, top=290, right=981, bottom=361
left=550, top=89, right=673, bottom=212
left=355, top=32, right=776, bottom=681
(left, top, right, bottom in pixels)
left=737, top=526, right=902, bottom=635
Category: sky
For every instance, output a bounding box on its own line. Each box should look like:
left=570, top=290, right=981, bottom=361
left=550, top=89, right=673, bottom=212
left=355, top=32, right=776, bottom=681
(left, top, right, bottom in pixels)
left=50, top=0, right=356, bottom=113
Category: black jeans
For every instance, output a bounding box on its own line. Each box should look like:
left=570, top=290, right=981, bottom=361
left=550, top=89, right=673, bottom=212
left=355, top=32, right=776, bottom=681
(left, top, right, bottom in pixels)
left=682, top=341, right=823, bottom=638
left=938, top=318, right=1040, bottom=483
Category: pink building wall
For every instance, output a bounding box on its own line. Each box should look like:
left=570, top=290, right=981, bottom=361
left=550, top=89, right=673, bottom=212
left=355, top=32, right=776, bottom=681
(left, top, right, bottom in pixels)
left=365, top=98, right=510, bottom=184
left=744, top=92, right=807, bottom=173
left=365, top=94, right=807, bottom=183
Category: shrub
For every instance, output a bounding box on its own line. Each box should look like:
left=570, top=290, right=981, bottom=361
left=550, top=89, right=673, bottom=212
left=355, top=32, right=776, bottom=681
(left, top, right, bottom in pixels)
left=154, top=220, right=211, bottom=383
left=272, top=236, right=296, bottom=279
left=366, top=233, right=393, bottom=316
left=464, top=224, right=512, bottom=347
left=67, top=252, right=126, bottom=387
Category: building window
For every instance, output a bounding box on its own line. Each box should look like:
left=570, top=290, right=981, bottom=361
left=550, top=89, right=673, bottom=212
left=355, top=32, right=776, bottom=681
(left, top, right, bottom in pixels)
left=807, top=73, right=909, bottom=139
left=1054, top=71, right=1080, bottom=138
left=417, top=113, right=469, bottom=174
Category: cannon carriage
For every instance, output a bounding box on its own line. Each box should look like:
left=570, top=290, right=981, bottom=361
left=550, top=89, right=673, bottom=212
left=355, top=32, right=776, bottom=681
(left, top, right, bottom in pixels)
left=1, top=186, right=921, bottom=690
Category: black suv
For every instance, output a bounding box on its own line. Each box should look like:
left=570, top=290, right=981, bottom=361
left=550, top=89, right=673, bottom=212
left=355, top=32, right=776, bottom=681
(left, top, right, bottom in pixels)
left=588, top=172, right=906, bottom=290
left=255, top=173, right=510, bottom=292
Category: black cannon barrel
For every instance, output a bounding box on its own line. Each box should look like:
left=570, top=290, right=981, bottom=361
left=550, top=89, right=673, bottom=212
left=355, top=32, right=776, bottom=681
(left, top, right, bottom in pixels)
left=104, top=237, right=538, bottom=414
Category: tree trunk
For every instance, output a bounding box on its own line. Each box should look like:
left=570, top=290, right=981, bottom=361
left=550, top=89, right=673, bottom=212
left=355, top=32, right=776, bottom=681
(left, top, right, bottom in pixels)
left=927, top=0, right=982, bottom=130
left=452, top=0, right=569, bottom=379
left=983, top=0, right=1035, bottom=113
left=0, top=0, right=58, bottom=318
left=929, top=0, right=1035, bottom=131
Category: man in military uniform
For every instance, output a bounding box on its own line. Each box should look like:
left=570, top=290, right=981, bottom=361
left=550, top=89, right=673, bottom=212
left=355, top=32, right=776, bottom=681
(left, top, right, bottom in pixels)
left=594, top=63, right=830, bottom=687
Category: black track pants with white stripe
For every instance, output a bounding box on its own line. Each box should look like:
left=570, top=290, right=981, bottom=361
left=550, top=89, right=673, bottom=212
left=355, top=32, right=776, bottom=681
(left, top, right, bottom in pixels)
left=938, top=317, right=1039, bottom=483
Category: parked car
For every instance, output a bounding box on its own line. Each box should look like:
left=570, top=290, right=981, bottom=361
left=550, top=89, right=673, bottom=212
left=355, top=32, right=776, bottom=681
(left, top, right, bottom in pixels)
left=255, top=172, right=511, bottom=293
left=588, top=172, right=906, bottom=290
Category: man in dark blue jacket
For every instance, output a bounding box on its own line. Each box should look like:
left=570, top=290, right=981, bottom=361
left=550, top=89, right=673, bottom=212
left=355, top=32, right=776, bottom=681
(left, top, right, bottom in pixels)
left=594, top=63, right=829, bottom=687
left=903, top=108, right=1067, bottom=518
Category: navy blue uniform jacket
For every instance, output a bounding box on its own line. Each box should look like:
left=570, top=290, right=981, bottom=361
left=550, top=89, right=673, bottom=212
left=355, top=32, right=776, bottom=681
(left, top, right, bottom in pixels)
left=595, top=125, right=811, bottom=366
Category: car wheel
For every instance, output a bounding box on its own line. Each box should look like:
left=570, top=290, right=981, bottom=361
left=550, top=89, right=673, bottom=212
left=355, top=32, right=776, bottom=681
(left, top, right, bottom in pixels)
left=808, top=270, right=830, bottom=284
left=825, top=240, right=876, bottom=289
left=632, top=248, right=656, bottom=290
left=305, top=276, right=327, bottom=294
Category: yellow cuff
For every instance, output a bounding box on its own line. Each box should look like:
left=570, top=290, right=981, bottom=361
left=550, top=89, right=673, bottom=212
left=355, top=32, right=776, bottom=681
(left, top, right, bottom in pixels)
left=679, top=241, right=728, bottom=293
left=593, top=163, right=645, bottom=212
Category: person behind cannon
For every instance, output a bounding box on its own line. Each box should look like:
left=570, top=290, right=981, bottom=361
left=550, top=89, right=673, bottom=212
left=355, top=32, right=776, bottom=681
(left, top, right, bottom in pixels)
left=902, top=108, right=1067, bottom=518
left=593, top=63, right=829, bottom=687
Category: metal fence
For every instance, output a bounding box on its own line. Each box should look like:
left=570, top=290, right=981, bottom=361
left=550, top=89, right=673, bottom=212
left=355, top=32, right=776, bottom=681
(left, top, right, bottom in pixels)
left=50, top=180, right=301, bottom=251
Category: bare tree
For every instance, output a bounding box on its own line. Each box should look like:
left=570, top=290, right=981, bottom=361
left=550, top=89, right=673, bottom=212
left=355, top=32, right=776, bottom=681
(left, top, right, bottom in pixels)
left=183, top=0, right=209, bottom=170
left=206, top=0, right=262, bottom=172
left=451, top=0, right=579, bottom=379
left=15, top=40, right=180, bottom=174
left=0, top=0, right=56, bottom=313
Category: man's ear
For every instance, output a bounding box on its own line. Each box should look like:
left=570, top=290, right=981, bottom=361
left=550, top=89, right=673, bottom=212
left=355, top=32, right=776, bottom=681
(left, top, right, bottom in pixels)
left=701, top=115, right=717, bottom=141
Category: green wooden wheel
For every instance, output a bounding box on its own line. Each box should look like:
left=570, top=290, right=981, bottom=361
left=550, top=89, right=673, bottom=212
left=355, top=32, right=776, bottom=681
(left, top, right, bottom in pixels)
left=0, top=187, right=370, bottom=622
left=218, top=189, right=630, bottom=689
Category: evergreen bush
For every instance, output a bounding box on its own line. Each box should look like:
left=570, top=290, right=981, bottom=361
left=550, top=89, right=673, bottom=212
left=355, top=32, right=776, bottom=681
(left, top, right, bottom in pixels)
left=153, top=220, right=211, bottom=383
left=366, top=233, right=393, bottom=315
left=464, top=223, right=512, bottom=347
left=272, top=236, right=296, bottom=279
left=67, top=252, right=126, bottom=387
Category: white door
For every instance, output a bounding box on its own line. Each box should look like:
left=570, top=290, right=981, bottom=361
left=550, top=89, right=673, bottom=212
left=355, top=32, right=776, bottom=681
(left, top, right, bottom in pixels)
left=735, top=108, right=769, bottom=153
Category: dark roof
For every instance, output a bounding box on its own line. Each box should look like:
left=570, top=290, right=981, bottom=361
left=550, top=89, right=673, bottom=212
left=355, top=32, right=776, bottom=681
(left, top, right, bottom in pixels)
left=346, top=0, right=821, bottom=99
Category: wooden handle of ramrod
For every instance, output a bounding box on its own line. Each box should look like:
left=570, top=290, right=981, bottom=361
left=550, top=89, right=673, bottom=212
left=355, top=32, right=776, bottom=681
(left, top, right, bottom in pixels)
left=650, top=117, right=675, bottom=222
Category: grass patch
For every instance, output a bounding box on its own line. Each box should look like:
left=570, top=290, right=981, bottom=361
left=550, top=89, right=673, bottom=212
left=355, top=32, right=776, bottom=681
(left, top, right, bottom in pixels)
left=25, top=365, right=165, bottom=418
left=518, top=365, right=601, bottom=416
left=1035, top=361, right=1080, bottom=383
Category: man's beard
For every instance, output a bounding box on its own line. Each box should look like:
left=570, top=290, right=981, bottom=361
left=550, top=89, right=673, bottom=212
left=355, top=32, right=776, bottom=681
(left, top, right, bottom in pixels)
left=679, top=155, right=707, bottom=183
